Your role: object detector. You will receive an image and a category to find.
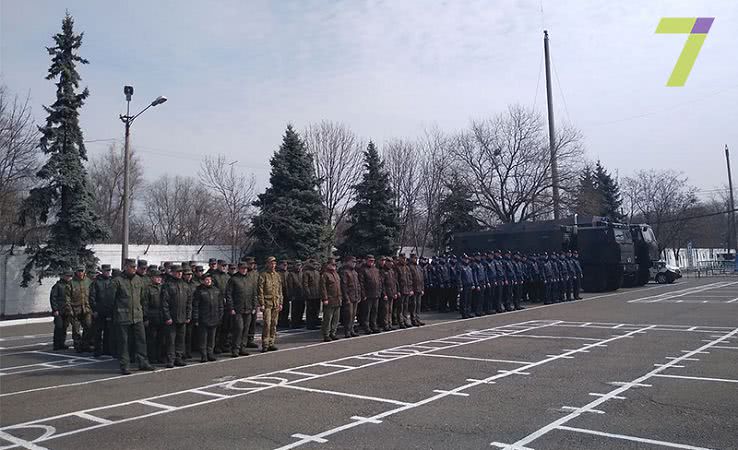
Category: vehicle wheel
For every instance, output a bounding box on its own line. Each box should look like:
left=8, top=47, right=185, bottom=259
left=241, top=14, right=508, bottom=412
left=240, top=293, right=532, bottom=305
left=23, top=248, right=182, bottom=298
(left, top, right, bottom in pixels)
left=667, top=273, right=675, bottom=284
left=655, top=273, right=667, bottom=284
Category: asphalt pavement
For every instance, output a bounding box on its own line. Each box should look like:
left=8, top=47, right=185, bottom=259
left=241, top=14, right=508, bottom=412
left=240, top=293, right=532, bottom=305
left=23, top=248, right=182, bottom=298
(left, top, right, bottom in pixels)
left=1, top=278, right=737, bottom=450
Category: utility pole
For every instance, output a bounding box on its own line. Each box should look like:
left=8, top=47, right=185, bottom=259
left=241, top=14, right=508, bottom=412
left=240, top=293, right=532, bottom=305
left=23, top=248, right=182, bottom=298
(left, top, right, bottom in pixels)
left=544, top=30, right=560, bottom=220
left=725, top=145, right=737, bottom=264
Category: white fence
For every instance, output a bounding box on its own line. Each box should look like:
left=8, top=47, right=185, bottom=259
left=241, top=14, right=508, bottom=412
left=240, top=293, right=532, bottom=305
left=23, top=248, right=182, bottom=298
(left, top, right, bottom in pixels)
left=0, top=244, right=232, bottom=318
left=663, top=247, right=731, bottom=269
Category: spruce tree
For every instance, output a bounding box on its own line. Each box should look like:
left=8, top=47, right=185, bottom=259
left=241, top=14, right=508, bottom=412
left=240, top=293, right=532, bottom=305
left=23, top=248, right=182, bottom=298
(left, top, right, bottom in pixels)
left=251, top=125, right=324, bottom=260
left=594, top=160, right=624, bottom=221
left=339, top=141, right=400, bottom=257
left=574, top=165, right=602, bottom=217
left=438, top=173, right=480, bottom=251
left=19, top=13, right=108, bottom=286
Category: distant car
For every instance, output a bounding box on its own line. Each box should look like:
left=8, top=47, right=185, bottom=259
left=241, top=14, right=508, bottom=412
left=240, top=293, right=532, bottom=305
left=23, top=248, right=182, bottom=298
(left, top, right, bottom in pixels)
left=650, top=261, right=682, bottom=284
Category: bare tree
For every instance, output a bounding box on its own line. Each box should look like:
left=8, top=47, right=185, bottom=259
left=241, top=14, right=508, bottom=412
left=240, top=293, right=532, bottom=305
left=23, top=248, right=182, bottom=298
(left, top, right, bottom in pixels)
left=303, top=121, right=363, bottom=251
left=450, top=105, right=583, bottom=225
left=87, top=143, right=144, bottom=243
left=143, top=175, right=220, bottom=245
left=416, top=127, right=451, bottom=255
left=622, top=170, right=698, bottom=258
left=384, top=138, right=422, bottom=248
left=0, top=85, right=40, bottom=245
left=199, top=154, right=256, bottom=261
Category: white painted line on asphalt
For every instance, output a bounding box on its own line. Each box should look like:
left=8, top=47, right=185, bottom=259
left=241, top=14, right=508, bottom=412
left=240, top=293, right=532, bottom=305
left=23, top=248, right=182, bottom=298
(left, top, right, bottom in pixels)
left=490, top=441, right=533, bottom=450
left=712, top=345, right=738, bottom=350
left=505, top=334, right=601, bottom=341
left=666, top=357, right=699, bottom=361
left=560, top=406, right=604, bottom=414
left=547, top=355, right=574, bottom=359
left=281, top=370, right=320, bottom=377
left=653, top=374, right=738, bottom=384
left=654, top=364, right=685, bottom=368
left=31, top=350, right=99, bottom=363
left=588, top=393, right=625, bottom=400
left=291, top=434, right=327, bottom=444
left=466, top=378, right=497, bottom=384
left=350, top=416, right=383, bottom=424
left=499, top=327, right=738, bottom=449
left=418, top=354, right=531, bottom=365
left=727, top=297, right=738, bottom=303
left=278, top=385, right=412, bottom=406
left=497, top=370, right=530, bottom=376
left=0, top=317, right=54, bottom=328
left=433, top=389, right=469, bottom=397
left=189, top=389, right=229, bottom=399
left=556, top=426, right=715, bottom=450
left=75, top=412, right=113, bottom=425
left=137, top=400, right=177, bottom=411
left=317, top=363, right=355, bottom=370
left=0, top=431, right=47, bottom=450
left=613, top=324, right=624, bottom=329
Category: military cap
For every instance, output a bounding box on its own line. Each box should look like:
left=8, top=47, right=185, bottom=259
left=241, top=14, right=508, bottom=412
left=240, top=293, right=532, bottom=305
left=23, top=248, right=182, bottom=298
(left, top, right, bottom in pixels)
left=208, top=258, right=217, bottom=264
left=243, top=256, right=255, bottom=263
left=342, top=255, right=356, bottom=262
left=163, top=261, right=172, bottom=268
left=124, top=258, right=136, bottom=267
left=366, top=254, right=375, bottom=260
left=62, top=269, right=74, bottom=276
left=75, top=266, right=85, bottom=272
left=112, top=268, right=122, bottom=277
left=149, top=269, right=162, bottom=277
left=265, top=256, right=277, bottom=263
left=171, top=264, right=183, bottom=272
left=180, top=261, right=189, bottom=267
left=183, top=267, right=193, bottom=275
left=194, top=265, right=205, bottom=272
left=202, top=271, right=213, bottom=278
left=228, top=264, right=237, bottom=270
left=238, top=261, right=249, bottom=268
left=101, top=264, right=111, bottom=271
left=217, top=259, right=227, bottom=265
left=137, top=260, right=148, bottom=268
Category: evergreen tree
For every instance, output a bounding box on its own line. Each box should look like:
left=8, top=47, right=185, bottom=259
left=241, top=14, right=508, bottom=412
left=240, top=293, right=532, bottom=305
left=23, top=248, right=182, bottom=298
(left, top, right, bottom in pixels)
left=594, top=160, right=624, bottom=221
left=437, top=173, right=480, bottom=251
left=19, top=13, right=108, bottom=286
left=251, top=125, right=324, bottom=260
left=574, top=165, right=601, bottom=216
left=339, top=141, right=400, bottom=257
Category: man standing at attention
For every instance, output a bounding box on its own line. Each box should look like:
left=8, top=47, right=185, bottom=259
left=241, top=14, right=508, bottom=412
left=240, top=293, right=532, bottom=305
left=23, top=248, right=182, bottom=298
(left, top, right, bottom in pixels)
left=258, top=256, right=283, bottom=353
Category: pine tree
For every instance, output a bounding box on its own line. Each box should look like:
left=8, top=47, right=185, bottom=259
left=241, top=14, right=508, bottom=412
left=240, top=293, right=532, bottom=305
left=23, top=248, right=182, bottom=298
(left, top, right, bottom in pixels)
left=339, top=141, right=400, bottom=257
left=594, top=160, right=624, bottom=221
left=251, top=125, right=324, bottom=260
left=19, top=13, right=108, bottom=286
left=438, top=173, right=480, bottom=251
left=574, top=165, right=602, bottom=216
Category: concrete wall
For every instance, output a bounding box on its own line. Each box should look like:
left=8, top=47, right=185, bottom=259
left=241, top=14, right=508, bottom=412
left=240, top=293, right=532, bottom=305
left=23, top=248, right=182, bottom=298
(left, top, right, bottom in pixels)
left=0, top=244, right=232, bottom=318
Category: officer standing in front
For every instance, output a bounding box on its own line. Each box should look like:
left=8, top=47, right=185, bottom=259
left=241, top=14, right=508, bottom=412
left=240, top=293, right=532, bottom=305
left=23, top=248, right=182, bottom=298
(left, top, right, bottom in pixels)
left=112, top=259, right=155, bottom=375
left=258, top=256, right=283, bottom=352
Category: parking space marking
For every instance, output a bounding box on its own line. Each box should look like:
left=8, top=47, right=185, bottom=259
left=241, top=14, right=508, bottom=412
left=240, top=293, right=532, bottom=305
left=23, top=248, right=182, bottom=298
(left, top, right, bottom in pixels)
left=556, top=426, right=715, bottom=450
left=417, top=354, right=531, bottom=365
left=495, top=327, right=737, bottom=450
left=653, top=374, right=738, bottom=384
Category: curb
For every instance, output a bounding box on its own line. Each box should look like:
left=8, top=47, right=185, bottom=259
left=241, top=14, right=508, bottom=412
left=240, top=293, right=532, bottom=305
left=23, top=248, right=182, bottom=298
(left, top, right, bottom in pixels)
left=0, top=317, right=54, bottom=328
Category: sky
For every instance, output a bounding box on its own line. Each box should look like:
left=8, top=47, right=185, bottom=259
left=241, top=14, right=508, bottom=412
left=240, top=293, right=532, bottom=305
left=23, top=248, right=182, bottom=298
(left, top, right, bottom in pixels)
left=1, top=0, right=737, bottom=200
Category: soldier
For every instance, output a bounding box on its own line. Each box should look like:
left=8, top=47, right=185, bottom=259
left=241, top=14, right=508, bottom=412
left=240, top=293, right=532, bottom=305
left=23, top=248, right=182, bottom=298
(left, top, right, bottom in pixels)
left=68, top=267, right=93, bottom=352
left=192, top=273, right=223, bottom=362
left=571, top=251, right=584, bottom=299
left=408, top=254, right=425, bottom=326
left=492, top=250, right=507, bottom=313
left=483, top=253, right=497, bottom=314
left=358, top=255, right=382, bottom=334
left=458, top=255, right=476, bottom=319
left=447, top=256, right=460, bottom=312
left=435, top=257, right=449, bottom=313
left=228, top=263, right=237, bottom=276
left=161, top=265, right=192, bottom=367
left=112, top=259, right=155, bottom=375
left=320, top=258, right=341, bottom=341
left=470, top=254, right=487, bottom=317
left=514, top=253, right=527, bottom=310
left=394, top=254, right=413, bottom=328
left=50, top=270, right=73, bottom=350
left=184, top=265, right=204, bottom=358
left=226, top=261, right=258, bottom=357
left=242, top=258, right=261, bottom=349
left=143, top=269, right=165, bottom=364
left=210, top=260, right=230, bottom=354
left=89, top=264, right=116, bottom=357
left=339, top=256, right=361, bottom=338
left=135, top=260, right=149, bottom=284
left=276, top=260, right=290, bottom=328
left=502, top=251, right=517, bottom=311
left=258, top=256, right=283, bottom=352
left=286, top=260, right=304, bottom=328
left=380, top=257, right=398, bottom=331
left=301, top=258, right=322, bottom=330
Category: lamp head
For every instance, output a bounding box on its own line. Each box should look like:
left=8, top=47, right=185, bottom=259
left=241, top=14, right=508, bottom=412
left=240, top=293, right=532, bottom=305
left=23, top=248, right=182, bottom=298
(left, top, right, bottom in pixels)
left=151, top=96, right=167, bottom=106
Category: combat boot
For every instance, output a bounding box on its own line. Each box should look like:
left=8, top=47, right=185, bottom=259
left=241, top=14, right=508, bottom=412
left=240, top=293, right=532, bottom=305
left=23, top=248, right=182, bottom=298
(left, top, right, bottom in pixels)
left=268, top=345, right=278, bottom=351
left=208, top=354, right=217, bottom=361
left=174, top=358, right=187, bottom=367
left=239, top=349, right=250, bottom=356
left=246, top=340, right=259, bottom=349
left=120, top=366, right=131, bottom=375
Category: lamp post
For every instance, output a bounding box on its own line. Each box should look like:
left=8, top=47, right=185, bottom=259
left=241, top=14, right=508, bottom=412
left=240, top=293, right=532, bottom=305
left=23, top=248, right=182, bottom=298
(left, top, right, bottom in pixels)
left=119, top=86, right=167, bottom=267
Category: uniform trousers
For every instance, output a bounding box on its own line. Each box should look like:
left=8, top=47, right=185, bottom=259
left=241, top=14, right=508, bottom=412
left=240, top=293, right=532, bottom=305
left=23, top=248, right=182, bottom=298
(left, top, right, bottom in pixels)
left=117, top=322, right=148, bottom=369
left=231, top=312, right=257, bottom=352
left=321, top=304, right=340, bottom=338
left=262, top=305, right=279, bottom=348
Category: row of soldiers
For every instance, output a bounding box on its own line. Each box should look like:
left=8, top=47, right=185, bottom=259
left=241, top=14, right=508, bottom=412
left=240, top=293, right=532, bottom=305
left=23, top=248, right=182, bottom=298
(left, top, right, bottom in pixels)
left=49, top=250, right=583, bottom=374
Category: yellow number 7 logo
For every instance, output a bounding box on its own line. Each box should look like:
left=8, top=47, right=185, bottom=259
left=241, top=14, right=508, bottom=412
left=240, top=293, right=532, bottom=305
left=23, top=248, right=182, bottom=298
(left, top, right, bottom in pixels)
left=656, top=17, right=713, bottom=87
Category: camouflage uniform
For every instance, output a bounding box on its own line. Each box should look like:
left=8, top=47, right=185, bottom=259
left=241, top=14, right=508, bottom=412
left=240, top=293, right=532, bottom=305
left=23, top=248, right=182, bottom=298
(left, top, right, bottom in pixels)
left=69, top=270, right=93, bottom=352
left=258, top=258, right=283, bottom=351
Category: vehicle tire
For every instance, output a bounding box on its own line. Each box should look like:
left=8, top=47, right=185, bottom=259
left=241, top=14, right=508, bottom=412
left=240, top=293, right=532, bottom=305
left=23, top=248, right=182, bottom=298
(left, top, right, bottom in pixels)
left=667, top=273, right=675, bottom=284
left=655, top=273, right=667, bottom=284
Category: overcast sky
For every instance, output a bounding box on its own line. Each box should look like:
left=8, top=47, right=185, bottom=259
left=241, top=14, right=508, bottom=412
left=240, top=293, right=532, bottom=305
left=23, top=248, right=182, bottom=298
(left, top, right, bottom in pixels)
left=2, top=0, right=737, bottom=199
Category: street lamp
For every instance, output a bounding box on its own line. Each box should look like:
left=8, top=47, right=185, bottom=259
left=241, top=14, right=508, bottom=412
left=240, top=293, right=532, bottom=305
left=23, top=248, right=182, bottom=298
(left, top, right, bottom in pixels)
left=119, top=86, right=167, bottom=267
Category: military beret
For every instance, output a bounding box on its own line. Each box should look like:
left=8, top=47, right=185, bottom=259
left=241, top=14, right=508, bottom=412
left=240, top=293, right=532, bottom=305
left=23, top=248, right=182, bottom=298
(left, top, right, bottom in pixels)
left=217, top=259, right=227, bottom=265
left=238, top=262, right=248, bottom=268
left=137, top=260, right=148, bottom=268
left=366, top=254, right=375, bottom=260
left=194, top=265, right=205, bottom=271
left=101, top=264, right=111, bottom=271
left=171, top=264, right=182, bottom=272
left=265, top=256, right=276, bottom=263
left=149, top=269, right=162, bottom=277
left=208, top=258, right=217, bottom=264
